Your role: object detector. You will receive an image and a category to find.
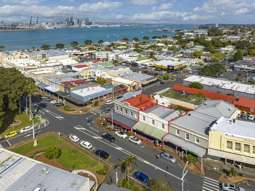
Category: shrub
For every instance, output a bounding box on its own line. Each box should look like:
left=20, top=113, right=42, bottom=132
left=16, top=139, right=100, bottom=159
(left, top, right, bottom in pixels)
left=96, top=165, right=108, bottom=175
left=186, top=153, right=198, bottom=164
left=44, top=147, right=62, bottom=159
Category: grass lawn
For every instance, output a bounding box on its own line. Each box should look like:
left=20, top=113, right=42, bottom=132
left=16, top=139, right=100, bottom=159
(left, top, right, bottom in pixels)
left=12, top=134, right=107, bottom=175
left=119, top=178, right=147, bottom=191
left=1, top=113, right=36, bottom=135
left=161, top=90, right=205, bottom=105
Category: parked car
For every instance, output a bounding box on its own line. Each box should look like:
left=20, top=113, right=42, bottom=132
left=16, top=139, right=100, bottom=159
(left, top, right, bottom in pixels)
left=95, top=149, right=110, bottom=159
left=115, top=131, right=128, bottom=139
left=105, top=100, right=113, bottom=105
left=20, top=125, right=33, bottom=133
left=156, top=152, right=176, bottom=163
left=4, top=131, right=18, bottom=139
left=129, top=136, right=142, bottom=145
left=133, top=171, right=149, bottom=185
left=80, top=140, right=93, bottom=150
left=50, top=100, right=57, bottom=104
left=101, top=133, right=115, bottom=142
left=69, top=134, right=79, bottom=143
left=54, top=102, right=64, bottom=107
left=219, top=183, right=245, bottom=191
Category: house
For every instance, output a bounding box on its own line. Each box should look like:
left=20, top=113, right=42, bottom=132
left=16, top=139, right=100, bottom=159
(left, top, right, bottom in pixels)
left=208, top=117, right=255, bottom=166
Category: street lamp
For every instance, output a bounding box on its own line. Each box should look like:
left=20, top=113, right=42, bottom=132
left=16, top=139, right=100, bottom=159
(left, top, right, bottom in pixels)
left=181, top=161, right=189, bottom=191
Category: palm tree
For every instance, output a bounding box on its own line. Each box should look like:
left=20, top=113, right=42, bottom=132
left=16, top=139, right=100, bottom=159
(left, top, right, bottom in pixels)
left=56, top=43, right=65, bottom=49
left=25, top=78, right=37, bottom=120
left=0, top=45, right=5, bottom=52
left=121, top=155, right=136, bottom=180
left=133, top=37, right=139, bottom=42
left=84, top=40, right=92, bottom=46
left=41, top=44, right=50, bottom=50
left=71, top=41, right=79, bottom=48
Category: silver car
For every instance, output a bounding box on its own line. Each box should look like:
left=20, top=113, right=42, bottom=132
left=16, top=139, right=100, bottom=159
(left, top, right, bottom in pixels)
left=220, top=183, right=245, bottom=191
left=156, top=152, right=176, bottom=163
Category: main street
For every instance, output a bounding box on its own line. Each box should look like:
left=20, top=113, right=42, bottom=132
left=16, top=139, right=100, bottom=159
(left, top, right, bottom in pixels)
left=1, top=97, right=254, bottom=191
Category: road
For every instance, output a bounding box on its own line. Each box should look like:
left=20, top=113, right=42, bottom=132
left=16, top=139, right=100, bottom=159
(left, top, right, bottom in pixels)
left=1, top=99, right=254, bottom=191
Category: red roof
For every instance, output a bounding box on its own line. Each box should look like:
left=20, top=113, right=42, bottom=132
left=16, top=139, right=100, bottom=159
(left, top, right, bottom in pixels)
left=173, top=83, right=255, bottom=113
left=124, top=94, right=156, bottom=111
left=73, top=64, right=88, bottom=68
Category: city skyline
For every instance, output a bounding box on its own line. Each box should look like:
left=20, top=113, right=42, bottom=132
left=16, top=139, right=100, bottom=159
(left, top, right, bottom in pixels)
left=0, top=0, right=255, bottom=24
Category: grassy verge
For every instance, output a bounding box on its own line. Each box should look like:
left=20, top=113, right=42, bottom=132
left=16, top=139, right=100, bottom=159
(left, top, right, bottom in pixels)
left=161, top=90, right=205, bottom=105
left=12, top=133, right=108, bottom=179
left=119, top=178, right=147, bottom=191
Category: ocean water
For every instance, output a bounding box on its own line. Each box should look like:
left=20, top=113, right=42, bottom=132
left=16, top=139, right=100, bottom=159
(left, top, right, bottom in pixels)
left=0, top=24, right=192, bottom=51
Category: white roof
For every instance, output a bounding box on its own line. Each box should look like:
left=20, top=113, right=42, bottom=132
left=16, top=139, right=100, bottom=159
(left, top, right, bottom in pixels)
left=211, top=117, right=255, bottom=141
left=71, top=86, right=107, bottom=97
left=185, top=75, right=255, bottom=95
left=154, top=59, right=185, bottom=67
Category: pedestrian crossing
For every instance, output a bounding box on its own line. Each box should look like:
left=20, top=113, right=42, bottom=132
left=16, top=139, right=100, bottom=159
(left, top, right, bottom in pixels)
left=202, top=176, right=219, bottom=191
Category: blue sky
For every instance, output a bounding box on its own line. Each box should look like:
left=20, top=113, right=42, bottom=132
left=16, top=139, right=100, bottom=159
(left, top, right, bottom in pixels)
left=0, top=0, right=255, bottom=23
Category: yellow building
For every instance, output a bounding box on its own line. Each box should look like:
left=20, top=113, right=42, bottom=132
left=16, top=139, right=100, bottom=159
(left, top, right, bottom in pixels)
left=208, top=117, right=255, bottom=165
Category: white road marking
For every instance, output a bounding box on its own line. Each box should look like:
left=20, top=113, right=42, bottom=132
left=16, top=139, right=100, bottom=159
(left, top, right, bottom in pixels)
left=202, top=177, right=219, bottom=191
left=73, top=127, right=181, bottom=181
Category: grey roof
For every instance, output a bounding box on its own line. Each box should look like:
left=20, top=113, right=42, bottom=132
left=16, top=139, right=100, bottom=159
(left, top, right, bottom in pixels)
left=196, top=100, right=237, bottom=119
left=146, top=105, right=180, bottom=121
left=0, top=149, right=93, bottom=191
left=99, top=184, right=130, bottom=191
left=172, top=100, right=238, bottom=136
left=121, top=72, right=155, bottom=83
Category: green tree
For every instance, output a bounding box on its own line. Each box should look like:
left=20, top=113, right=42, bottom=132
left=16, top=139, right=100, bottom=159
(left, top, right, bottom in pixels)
left=41, top=44, right=50, bottom=50
left=71, top=41, right=79, bottom=48
left=148, top=178, right=174, bottom=191
left=121, top=156, right=136, bottom=180
left=199, top=63, right=225, bottom=77
left=190, top=82, right=203, bottom=89
left=55, top=43, right=65, bottom=49
left=233, top=49, right=243, bottom=61
left=133, top=37, right=139, bottom=42
left=211, top=52, right=225, bottom=62
left=98, top=40, right=104, bottom=44
left=44, top=147, right=62, bottom=159
left=192, top=51, right=203, bottom=58
left=84, top=40, right=93, bottom=46
left=248, top=48, right=255, bottom=56
left=143, top=36, right=149, bottom=41
left=0, top=45, right=5, bottom=51
left=96, top=77, right=107, bottom=85
left=208, top=27, right=223, bottom=36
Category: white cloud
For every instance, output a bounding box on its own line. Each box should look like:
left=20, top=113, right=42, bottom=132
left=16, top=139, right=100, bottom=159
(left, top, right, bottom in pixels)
left=158, top=3, right=173, bottom=11
left=130, top=0, right=157, bottom=5
left=79, top=1, right=122, bottom=12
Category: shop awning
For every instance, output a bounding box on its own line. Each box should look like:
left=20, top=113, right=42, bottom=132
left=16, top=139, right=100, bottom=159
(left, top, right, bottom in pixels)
left=163, top=134, right=206, bottom=157
left=133, top=122, right=166, bottom=140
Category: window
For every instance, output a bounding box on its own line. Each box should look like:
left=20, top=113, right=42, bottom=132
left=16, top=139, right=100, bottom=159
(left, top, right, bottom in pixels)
left=195, top=137, right=200, bottom=144
left=176, top=129, right=180, bottom=136
left=162, top=124, right=165, bottom=129
left=244, top=144, right=250, bottom=153
left=143, top=116, right=146, bottom=121
left=185, top=133, right=190, bottom=140
left=125, top=109, right=128, bottom=114
left=116, top=106, right=119, bottom=111
left=152, top=120, right=155, bottom=125
left=235, top=143, right=241, bottom=151
left=130, top=112, right=133, bottom=116
left=253, top=146, right=255, bottom=154
left=120, top=108, right=123, bottom=112
left=227, top=141, right=233, bottom=150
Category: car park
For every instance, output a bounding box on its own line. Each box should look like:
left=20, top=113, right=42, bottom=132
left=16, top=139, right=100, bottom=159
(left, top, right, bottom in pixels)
left=101, top=133, right=115, bottom=142
left=69, top=134, right=79, bottom=143
left=115, top=131, right=128, bottom=139
left=95, top=149, right=110, bottom=159
left=20, top=125, right=33, bottom=133
left=4, top=131, right=18, bottom=139
left=156, top=152, right=176, bottom=163
left=133, top=171, right=149, bottom=185
left=129, top=136, right=142, bottom=145
left=80, top=141, right=93, bottom=150
left=219, top=183, right=245, bottom=191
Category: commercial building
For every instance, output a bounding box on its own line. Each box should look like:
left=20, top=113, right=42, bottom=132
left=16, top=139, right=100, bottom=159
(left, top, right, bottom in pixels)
left=153, top=58, right=186, bottom=71
left=164, top=100, right=239, bottom=158
left=208, top=117, right=255, bottom=166
left=0, top=148, right=94, bottom=191
left=184, top=75, right=255, bottom=99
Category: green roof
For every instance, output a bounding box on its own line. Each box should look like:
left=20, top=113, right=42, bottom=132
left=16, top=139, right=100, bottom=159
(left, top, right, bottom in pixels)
left=133, top=122, right=166, bottom=140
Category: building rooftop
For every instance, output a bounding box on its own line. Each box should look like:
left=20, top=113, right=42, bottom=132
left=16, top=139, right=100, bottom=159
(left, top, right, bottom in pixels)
left=185, top=75, right=255, bottom=95
left=211, top=117, right=255, bottom=141
left=0, top=149, right=93, bottom=191
left=71, top=86, right=109, bottom=97
left=123, top=94, right=156, bottom=111
left=121, top=71, right=155, bottom=83
left=145, top=105, right=180, bottom=121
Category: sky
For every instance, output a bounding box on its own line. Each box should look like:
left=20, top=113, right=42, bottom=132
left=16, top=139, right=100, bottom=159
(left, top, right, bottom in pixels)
left=0, top=0, right=255, bottom=24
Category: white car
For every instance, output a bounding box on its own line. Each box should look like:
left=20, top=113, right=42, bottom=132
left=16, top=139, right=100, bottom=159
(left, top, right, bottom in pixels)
left=115, top=131, right=128, bottom=139
left=105, top=100, right=113, bottom=105
left=20, top=126, right=33, bottom=133
left=50, top=100, right=57, bottom=104
left=129, top=136, right=142, bottom=145
left=80, top=141, right=93, bottom=150
left=69, top=134, right=79, bottom=143
left=220, top=183, right=245, bottom=191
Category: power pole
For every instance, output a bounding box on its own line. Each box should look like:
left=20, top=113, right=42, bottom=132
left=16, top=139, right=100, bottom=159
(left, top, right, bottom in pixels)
left=181, top=161, right=189, bottom=191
